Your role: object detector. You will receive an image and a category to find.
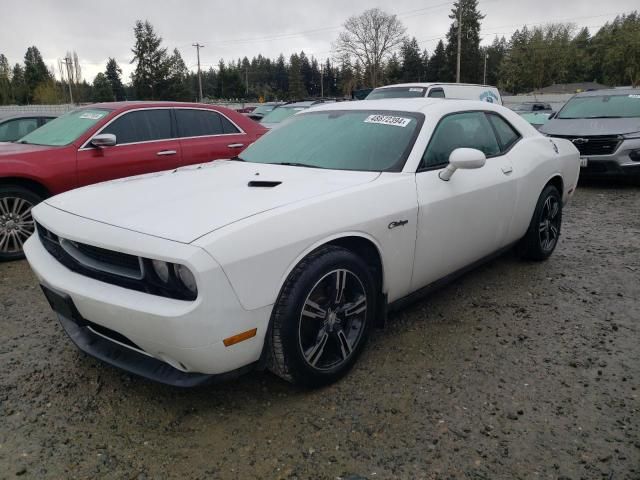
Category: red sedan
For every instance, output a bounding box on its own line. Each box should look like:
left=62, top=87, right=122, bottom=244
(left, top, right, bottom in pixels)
left=0, top=102, right=267, bottom=260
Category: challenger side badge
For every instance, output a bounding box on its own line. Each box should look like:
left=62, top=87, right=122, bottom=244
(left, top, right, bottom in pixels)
left=549, top=139, right=559, bottom=154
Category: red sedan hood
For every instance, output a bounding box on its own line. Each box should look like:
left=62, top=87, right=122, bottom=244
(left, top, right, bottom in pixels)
left=0, top=142, right=59, bottom=157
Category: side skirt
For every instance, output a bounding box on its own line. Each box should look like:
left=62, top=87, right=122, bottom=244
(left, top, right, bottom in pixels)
left=386, top=243, right=517, bottom=315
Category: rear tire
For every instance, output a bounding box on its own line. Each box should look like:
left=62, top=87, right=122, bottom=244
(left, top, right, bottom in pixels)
left=267, top=246, right=377, bottom=388
left=517, top=184, right=562, bottom=261
left=0, top=185, right=42, bottom=261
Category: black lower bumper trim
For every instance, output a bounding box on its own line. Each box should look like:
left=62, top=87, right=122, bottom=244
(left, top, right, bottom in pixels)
left=41, top=285, right=254, bottom=387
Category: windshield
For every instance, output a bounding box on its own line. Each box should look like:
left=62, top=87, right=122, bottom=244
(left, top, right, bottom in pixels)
left=557, top=94, right=640, bottom=119
left=520, top=112, right=551, bottom=125
left=366, top=87, right=427, bottom=100
left=239, top=110, right=422, bottom=172
left=18, top=108, right=111, bottom=146
left=261, top=106, right=306, bottom=124
left=253, top=105, right=278, bottom=116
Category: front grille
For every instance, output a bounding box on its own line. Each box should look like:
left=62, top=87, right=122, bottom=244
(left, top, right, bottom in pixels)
left=36, top=222, right=196, bottom=301
left=73, top=242, right=141, bottom=273
left=552, top=135, right=622, bottom=156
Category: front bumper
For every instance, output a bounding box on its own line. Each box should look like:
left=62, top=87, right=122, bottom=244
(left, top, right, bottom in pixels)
left=24, top=204, right=273, bottom=382
left=41, top=285, right=254, bottom=387
left=579, top=139, right=640, bottom=178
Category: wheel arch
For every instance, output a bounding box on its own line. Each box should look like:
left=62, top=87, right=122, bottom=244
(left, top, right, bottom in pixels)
left=0, top=176, right=51, bottom=199
left=545, top=174, right=564, bottom=197
left=279, top=232, right=386, bottom=297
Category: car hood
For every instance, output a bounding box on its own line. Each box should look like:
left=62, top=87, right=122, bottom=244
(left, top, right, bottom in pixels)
left=45, top=160, right=380, bottom=243
left=0, top=141, right=58, bottom=157
left=540, top=118, right=640, bottom=136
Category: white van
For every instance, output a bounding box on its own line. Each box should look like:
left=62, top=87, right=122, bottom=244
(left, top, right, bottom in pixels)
left=366, top=82, right=503, bottom=105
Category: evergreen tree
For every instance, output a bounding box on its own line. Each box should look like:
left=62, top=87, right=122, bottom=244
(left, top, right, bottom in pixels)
left=11, top=64, right=27, bottom=104
left=92, top=73, right=113, bottom=102
left=401, top=37, right=423, bottom=82
left=288, top=54, right=307, bottom=99
left=427, top=40, right=448, bottom=82
left=24, top=46, right=51, bottom=102
left=274, top=54, right=288, bottom=97
left=166, top=49, right=191, bottom=101
left=484, top=36, right=507, bottom=86
left=385, top=53, right=403, bottom=84
left=130, top=20, right=169, bottom=99
left=105, top=58, right=126, bottom=101
left=0, top=54, right=11, bottom=104
left=444, top=0, right=484, bottom=83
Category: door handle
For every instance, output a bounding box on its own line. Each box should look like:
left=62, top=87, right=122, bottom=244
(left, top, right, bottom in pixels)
left=501, top=165, right=513, bottom=175
left=227, top=143, right=244, bottom=149
left=157, top=150, right=177, bottom=156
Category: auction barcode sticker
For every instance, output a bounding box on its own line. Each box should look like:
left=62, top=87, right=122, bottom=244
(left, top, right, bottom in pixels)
left=79, top=112, right=105, bottom=120
left=409, top=88, right=424, bottom=92
left=629, top=94, right=640, bottom=99
left=364, top=115, right=412, bottom=127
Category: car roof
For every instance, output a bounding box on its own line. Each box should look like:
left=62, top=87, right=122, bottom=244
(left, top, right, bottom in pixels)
left=84, top=101, right=233, bottom=111
left=574, top=88, right=640, bottom=97
left=306, top=98, right=505, bottom=114
left=0, top=112, right=58, bottom=121
left=373, top=82, right=497, bottom=90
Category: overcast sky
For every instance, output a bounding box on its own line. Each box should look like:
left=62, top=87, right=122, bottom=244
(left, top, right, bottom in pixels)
left=1, top=0, right=637, bottom=83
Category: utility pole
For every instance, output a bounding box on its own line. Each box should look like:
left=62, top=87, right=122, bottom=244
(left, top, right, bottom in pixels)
left=192, top=43, right=204, bottom=102
left=62, top=57, right=74, bottom=104
left=456, top=3, right=462, bottom=83
left=483, top=52, right=489, bottom=85
left=245, top=65, right=248, bottom=96
left=320, top=64, right=324, bottom=98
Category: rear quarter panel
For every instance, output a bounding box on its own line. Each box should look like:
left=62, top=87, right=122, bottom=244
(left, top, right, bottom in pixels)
left=508, top=135, right=580, bottom=240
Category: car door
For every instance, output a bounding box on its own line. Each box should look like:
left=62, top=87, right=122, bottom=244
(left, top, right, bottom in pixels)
left=175, top=108, right=248, bottom=165
left=411, top=110, right=519, bottom=290
left=77, top=108, right=182, bottom=187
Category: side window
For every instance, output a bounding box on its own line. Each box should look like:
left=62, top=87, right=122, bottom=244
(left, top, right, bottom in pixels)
left=422, top=112, right=500, bottom=169
left=428, top=88, right=445, bottom=98
left=175, top=109, right=225, bottom=137
left=102, top=109, right=172, bottom=145
left=220, top=114, right=241, bottom=134
left=0, top=118, right=40, bottom=142
left=487, top=114, right=520, bottom=152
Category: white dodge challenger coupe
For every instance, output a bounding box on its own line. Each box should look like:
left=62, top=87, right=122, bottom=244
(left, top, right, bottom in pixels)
left=24, top=99, right=580, bottom=388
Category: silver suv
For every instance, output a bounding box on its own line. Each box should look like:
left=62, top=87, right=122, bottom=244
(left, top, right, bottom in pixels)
left=541, top=89, right=640, bottom=178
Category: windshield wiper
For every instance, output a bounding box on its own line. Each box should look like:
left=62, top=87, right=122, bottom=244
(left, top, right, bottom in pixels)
left=17, top=140, right=30, bottom=144
left=230, top=155, right=245, bottom=161
left=271, top=162, right=323, bottom=169
left=586, top=116, right=623, bottom=119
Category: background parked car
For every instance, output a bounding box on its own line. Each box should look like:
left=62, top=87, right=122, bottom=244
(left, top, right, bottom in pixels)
left=0, top=112, right=57, bottom=142
left=246, top=102, right=285, bottom=121
left=260, top=100, right=333, bottom=129
left=0, top=101, right=267, bottom=261
left=519, top=112, right=553, bottom=130
left=365, top=83, right=503, bottom=105
left=510, top=102, right=553, bottom=113
left=540, top=88, right=640, bottom=178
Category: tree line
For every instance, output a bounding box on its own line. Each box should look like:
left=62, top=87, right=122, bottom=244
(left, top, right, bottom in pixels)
left=0, top=2, right=638, bottom=105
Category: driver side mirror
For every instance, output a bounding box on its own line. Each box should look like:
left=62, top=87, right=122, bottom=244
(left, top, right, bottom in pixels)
left=548, top=112, right=557, bottom=120
left=90, top=133, right=116, bottom=148
left=439, top=148, right=486, bottom=181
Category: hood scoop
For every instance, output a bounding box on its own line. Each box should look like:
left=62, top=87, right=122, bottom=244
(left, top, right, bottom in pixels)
left=248, top=180, right=282, bottom=188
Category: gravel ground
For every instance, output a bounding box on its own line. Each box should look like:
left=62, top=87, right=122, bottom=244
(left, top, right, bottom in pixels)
left=0, top=183, right=638, bottom=480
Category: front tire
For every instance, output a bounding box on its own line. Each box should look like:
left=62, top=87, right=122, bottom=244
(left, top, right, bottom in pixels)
left=267, top=246, right=377, bottom=388
left=517, top=184, right=562, bottom=261
left=0, top=185, right=42, bottom=261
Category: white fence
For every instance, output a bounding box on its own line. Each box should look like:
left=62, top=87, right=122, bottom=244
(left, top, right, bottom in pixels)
left=0, top=104, right=76, bottom=115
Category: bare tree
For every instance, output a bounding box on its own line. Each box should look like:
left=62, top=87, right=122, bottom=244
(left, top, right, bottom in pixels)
left=334, top=8, right=406, bottom=87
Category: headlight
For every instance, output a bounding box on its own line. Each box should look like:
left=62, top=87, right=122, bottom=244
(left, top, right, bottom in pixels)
left=145, top=259, right=198, bottom=300
left=151, top=259, right=170, bottom=283
left=175, top=264, right=197, bottom=294
left=623, top=131, right=640, bottom=140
